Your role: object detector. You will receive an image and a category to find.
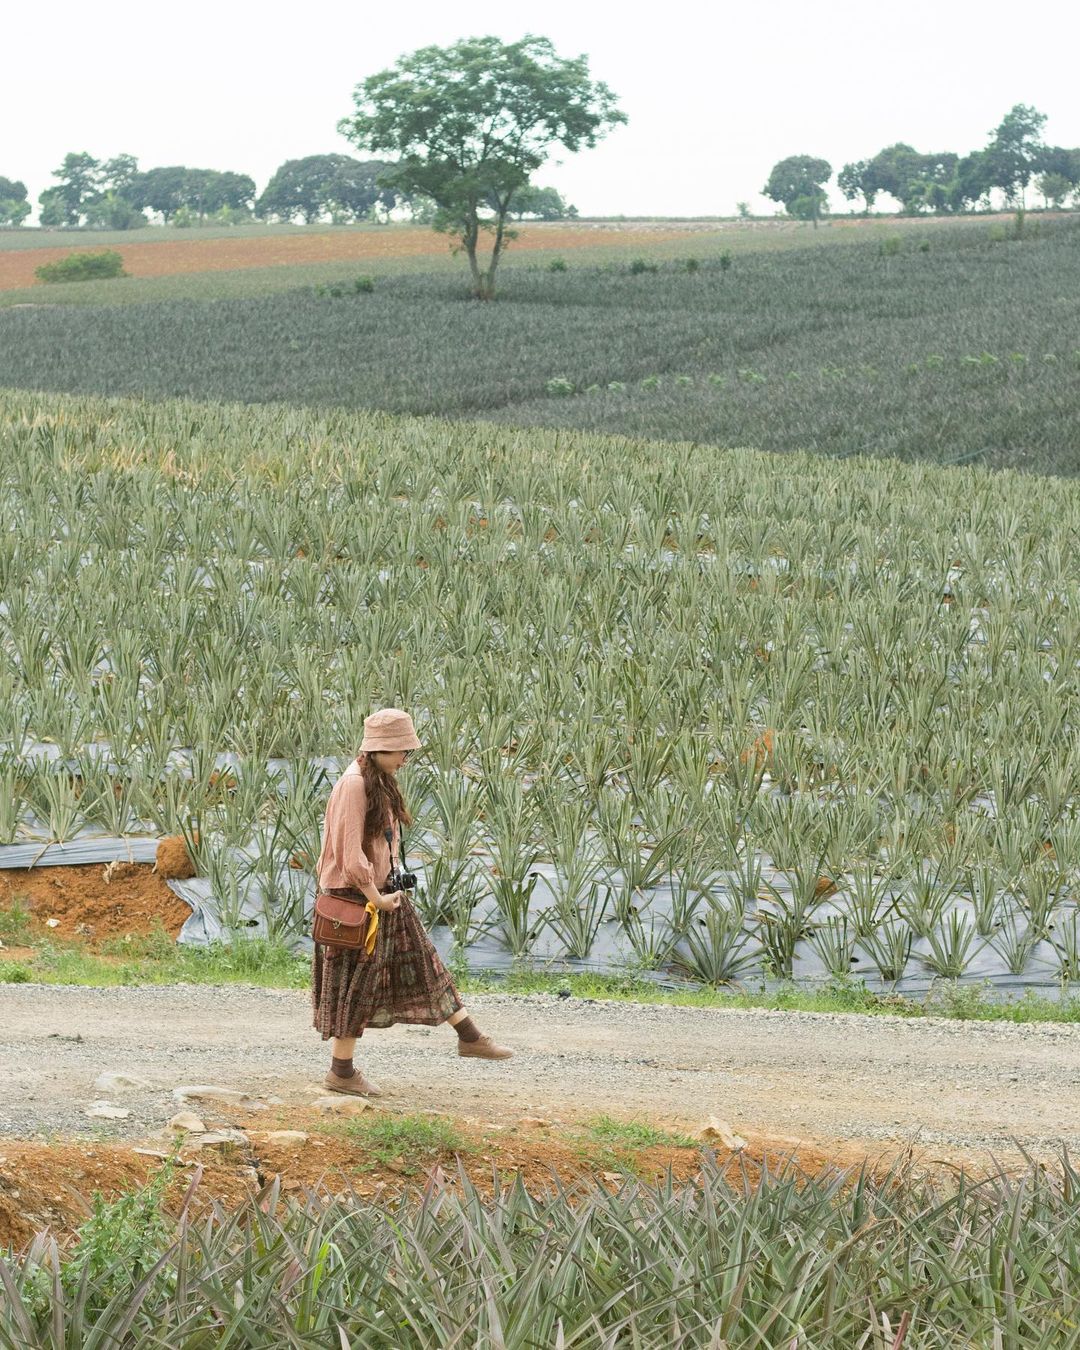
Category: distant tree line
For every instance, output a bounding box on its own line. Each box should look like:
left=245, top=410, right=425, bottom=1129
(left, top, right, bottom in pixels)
left=765, top=105, right=1080, bottom=225
left=0, top=150, right=578, bottom=229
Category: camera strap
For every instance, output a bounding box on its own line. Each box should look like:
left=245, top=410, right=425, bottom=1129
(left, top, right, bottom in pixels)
left=383, top=814, right=402, bottom=874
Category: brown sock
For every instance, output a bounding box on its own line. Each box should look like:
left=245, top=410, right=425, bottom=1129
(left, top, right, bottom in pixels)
left=452, top=1016, right=482, bottom=1043
left=331, top=1056, right=354, bottom=1077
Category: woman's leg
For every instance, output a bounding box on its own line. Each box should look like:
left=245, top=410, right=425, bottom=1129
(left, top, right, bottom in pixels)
left=446, top=1008, right=479, bottom=1040
left=331, top=1035, right=357, bottom=1075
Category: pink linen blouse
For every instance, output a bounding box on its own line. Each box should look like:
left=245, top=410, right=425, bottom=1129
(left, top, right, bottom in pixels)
left=315, top=761, right=400, bottom=893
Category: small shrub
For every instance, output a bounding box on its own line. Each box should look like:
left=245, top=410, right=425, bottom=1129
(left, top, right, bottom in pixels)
left=545, top=376, right=575, bottom=397
left=547, top=257, right=568, bottom=272
left=60, top=1158, right=176, bottom=1317
left=684, top=258, right=700, bottom=274
left=0, top=898, right=32, bottom=942
left=718, top=251, right=733, bottom=272
left=628, top=258, right=658, bottom=275
left=35, top=251, right=126, bottom=284
left=0, top=962, right=32, bottom=983
left=918, top=240, right=931, bottom=253
left=879, top=237, right=902, bottom=258
left=353, top=275, right=375, bottom=294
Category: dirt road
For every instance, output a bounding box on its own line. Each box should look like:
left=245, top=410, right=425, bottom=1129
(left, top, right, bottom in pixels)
left=2, top=984, right=1078, bottom=1163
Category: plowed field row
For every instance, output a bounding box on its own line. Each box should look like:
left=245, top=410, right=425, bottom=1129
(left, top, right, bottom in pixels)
left=0, top=224, right=697, bottom=291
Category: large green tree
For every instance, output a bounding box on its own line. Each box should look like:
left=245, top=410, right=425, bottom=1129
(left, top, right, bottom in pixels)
left=1036, top=145, right=1080, bottom=203
left=128, top=166, right=188, bottom=222
left=484, top=183, right=577, bottom=220
left=853, top=143, right=961, bottom=214
left=100, top=154, right=140, bottom=196
left=0, top=176, right=31, bottom=226
left=1039, top=145, right=1080, bottom=180
left=762, top=155, right=831, bottom=226
left=82, top=191, right=147, bottom=230
left=949, top=151, right=995, bottom=211
left=128, top=166, right=255, bottom=222
left=1037, top=171, right=1074, bottom=209
left=838, top=160, right=876, bottom=213
left=37, top=152, right=103, bottom=227
left=338, top=35, right=625, bottom=298
left=257, top=155, right=397, bottom=223
left=986, top=103, right=1047, bottom=204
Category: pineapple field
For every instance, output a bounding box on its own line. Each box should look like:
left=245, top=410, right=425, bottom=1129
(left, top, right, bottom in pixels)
left=2, top=387, right=1079, bottom=997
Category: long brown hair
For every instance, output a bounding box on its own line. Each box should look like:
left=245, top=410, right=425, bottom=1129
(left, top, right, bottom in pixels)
left=357, top=751, right=413, bottom=845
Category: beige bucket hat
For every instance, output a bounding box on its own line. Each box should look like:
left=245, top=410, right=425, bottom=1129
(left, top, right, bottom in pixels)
left=359, top=708, right=422, bottom=753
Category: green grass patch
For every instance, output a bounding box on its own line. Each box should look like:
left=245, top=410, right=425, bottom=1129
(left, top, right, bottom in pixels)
left=5, top=936, right=1080, bottom=1025
left=583, top=1115, right=698, bottom=1151
left=459, top=969, right=1080, bottom=1024
left=343, top=1113, right=470, bottom=1173
left=0, top=936, right=310, bottom=989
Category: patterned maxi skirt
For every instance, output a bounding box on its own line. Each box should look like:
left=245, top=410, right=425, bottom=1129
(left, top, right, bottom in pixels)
left=311, top=891, right=464, bottom=1039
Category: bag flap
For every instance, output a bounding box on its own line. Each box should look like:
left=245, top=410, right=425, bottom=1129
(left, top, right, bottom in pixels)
left=314, top=893, right=370, bottom=927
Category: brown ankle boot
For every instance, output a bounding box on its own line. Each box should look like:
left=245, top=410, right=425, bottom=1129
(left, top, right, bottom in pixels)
left=458, top=1034, right=513, bottom=1061
left=324, top=1068, right=382, bottom=1097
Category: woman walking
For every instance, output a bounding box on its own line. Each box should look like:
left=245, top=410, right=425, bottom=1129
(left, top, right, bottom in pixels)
left=312, top=708, right=512, bottom=1096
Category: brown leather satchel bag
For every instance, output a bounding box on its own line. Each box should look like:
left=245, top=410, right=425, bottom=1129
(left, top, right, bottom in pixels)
left=312, top=890, right=380, bottom=954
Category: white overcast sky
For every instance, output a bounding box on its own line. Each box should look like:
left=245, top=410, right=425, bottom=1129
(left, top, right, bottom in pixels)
left=3, top=0, right=1078, bottom=220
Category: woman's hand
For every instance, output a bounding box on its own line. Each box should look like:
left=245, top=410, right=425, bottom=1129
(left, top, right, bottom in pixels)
left=373, top=891, right=404, bottom=912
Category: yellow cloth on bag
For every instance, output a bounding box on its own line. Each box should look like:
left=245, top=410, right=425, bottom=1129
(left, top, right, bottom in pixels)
left=363, top=902, right=379, bottom=955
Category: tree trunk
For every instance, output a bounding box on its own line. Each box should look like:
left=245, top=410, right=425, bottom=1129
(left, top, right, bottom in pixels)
left=461, top=212, right=486, bottom=299
left=479, top=205, right=511, bottom=300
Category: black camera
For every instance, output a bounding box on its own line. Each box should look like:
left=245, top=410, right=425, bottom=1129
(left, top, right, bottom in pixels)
left=383, top=824, right=417, bottom=893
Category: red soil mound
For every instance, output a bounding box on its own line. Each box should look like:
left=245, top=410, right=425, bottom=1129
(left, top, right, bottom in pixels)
left=0, top=863, right=191, bottom=946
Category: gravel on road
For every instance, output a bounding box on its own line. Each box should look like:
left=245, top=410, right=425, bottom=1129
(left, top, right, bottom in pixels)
left=2, top=983, right=1078, bottom=1162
